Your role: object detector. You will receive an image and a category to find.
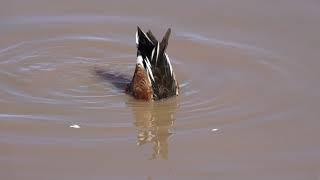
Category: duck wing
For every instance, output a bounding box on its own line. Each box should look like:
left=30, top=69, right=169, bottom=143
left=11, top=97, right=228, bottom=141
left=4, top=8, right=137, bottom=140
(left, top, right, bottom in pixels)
left=136, top=26, right=155, bottom=60
left=151, top=29, right=179, bottom=99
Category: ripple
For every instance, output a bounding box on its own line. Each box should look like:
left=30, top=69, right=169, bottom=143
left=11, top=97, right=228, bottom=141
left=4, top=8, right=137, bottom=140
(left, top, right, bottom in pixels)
left=0, top=113, right=68, bottom=122
left=0, top=35, right=133, bottom=107
left=0, top=15, right=298, bottom=145
left=177, top=31, right=283, bottom=59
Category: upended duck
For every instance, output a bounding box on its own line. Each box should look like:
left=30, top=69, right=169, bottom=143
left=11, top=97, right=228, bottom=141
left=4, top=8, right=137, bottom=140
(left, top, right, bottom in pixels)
left=126, top=27, right=179, bottom=101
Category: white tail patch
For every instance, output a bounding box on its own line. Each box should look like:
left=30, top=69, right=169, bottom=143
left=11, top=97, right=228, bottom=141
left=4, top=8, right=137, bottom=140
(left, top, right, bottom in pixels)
left=136, top=55, right=143, bottom=65
left=151, top=48, right=155, bottom=62
left=135, top=31, right=139, bottom=45
left=165, top=53, right=173, bottom=75
left=155, top=42, right=160, bottom=64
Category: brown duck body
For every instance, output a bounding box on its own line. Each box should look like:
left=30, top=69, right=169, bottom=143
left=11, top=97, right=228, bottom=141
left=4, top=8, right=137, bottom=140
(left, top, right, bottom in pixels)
left=129, top=63, right=153, bottom=101
left=127, top=27, right=179, bottom=101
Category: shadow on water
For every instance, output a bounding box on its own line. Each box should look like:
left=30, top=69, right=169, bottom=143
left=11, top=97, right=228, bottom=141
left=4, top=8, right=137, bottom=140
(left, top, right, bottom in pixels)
left=129, top=99, right=178, bottom=160
left=93, top=67, right=131, bottom=90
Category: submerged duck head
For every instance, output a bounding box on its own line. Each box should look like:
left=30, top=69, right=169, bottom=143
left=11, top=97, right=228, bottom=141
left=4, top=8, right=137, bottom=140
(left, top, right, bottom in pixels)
left=126, top=27, right=179, bottom=101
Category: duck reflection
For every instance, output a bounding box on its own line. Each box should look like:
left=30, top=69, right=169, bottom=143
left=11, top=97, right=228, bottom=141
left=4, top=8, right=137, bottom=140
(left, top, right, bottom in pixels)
left=93, top=68, right=177, bottom=159
left=130, top=100, right=177, bottom=160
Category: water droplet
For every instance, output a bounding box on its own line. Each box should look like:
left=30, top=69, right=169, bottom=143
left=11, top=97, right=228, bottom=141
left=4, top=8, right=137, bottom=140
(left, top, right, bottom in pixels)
left=211, top=128, right=218, bottom=132
left=70, top=124, right=80, bottom=129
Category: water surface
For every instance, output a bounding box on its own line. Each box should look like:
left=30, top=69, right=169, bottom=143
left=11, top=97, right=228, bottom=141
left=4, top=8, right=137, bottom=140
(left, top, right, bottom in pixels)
left=1, top=0, right=320, bottom=179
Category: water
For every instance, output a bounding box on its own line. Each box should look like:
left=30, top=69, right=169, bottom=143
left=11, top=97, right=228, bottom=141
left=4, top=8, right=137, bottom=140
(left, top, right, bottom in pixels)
left=1, top=0, right=320, bottom=179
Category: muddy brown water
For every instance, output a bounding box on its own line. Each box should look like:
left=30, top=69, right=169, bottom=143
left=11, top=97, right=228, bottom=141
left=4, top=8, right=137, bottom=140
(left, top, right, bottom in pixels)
left=1, top=0, right=320, bottom=179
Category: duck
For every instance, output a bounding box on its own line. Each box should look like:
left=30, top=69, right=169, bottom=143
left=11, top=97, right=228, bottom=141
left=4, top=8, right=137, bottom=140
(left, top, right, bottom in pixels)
left=126, top=27, right=179, bottom=101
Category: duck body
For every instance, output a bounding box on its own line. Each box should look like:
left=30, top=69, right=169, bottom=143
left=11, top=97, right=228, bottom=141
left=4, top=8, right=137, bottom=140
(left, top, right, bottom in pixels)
left=126, top=27, right=179, bottom=101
